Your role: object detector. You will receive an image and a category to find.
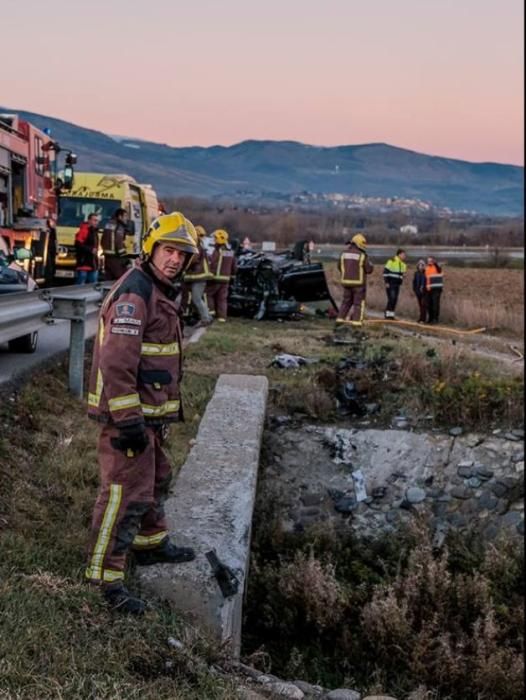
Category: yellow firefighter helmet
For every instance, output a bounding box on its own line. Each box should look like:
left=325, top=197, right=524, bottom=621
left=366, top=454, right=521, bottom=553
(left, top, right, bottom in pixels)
left=142, top=212, right=199, bottom=259
left=213, top=229, right=229, bottom=246
left=350, top=233, right=367, bottom=250
left=194, top=225, right=207, bottom=238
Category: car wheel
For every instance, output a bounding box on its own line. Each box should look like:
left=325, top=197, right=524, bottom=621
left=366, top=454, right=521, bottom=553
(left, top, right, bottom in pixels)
left=8, top=331, right=38, bottom=354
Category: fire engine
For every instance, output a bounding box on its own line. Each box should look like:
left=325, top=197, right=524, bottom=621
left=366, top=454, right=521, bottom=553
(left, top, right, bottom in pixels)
left=0, top=113, right=76, bottom=285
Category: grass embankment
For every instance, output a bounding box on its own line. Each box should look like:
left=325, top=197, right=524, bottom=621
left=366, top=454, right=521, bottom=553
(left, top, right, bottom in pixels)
left=324, top=264, right=525, bottom=338
left=0, top=318, right=523, bottom=698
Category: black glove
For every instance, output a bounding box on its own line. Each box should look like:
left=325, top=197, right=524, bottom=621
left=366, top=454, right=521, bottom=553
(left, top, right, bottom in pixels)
left=111, top=423, right=149, bottom=455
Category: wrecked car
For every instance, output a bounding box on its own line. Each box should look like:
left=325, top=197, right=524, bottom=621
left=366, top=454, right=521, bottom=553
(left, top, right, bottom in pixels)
left=227, top=240, right=337, bottom=320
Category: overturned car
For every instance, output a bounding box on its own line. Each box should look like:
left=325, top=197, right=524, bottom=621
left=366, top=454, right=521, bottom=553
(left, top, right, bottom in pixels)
left=227, top=241, right=337, bottom=320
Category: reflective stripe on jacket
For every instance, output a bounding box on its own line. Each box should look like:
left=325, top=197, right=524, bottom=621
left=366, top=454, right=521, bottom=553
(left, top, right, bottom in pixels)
left=184, top=245, right=212, bottom=282
left=383, top=256, right=407, bottom=285
left=101, top=219, right=127, bottom=257
left=425, top=263, right=443, bottom=291
left=210, top=246, right=237, bottom=282
left=87, top=260, right=184, bottom=427
left=339, top=244, right=373, bottom=287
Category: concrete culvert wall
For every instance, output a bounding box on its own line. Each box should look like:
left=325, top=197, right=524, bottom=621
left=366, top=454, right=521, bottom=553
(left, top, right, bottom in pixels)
left=139, top=373, right=268, bottom=656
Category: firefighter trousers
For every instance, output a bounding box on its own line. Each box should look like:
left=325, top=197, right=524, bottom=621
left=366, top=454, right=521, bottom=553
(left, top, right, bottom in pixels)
left=337, top=286, right=366, bottom=326
left=85, top=424, right=172, bottom=585
left=207, top=282, right=229, bottom=320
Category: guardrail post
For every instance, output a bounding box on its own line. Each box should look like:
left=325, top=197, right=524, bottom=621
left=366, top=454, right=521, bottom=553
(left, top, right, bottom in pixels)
left=69, top=317, right=86, bottom=399
left=50, top=289, right=103, bottom=398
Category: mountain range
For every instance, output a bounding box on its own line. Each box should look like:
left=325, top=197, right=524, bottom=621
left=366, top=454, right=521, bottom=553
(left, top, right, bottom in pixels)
left=2, top=107, right=523, bottom=216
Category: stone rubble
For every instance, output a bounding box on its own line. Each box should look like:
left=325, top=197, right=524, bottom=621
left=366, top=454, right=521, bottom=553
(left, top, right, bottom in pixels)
left=262, top=425, right=524, bottom=540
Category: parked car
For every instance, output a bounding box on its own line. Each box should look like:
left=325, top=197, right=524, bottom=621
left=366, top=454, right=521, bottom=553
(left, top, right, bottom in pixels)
left=0, top=240, right=39, bottom=352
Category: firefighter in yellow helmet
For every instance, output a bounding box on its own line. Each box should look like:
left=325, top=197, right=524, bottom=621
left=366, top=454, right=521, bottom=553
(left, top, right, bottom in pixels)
left=181, top=224, right=213, bottom=325
left=335, top=233, right=373, bottom=327
left=85, top=212, right=198, bottom=614
left=206, top=229, right=237, bottom=322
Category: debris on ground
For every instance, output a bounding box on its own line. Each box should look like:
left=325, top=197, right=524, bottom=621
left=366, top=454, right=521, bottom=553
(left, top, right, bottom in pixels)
left=270, top=354, right=319, bottom=369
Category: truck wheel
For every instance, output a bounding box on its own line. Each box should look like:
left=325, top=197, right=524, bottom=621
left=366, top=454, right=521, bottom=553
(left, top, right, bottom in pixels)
left=8, top=332, right=38, bottom=354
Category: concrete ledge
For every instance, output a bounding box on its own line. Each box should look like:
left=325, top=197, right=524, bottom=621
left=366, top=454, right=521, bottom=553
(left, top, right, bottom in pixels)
left=139, top=374, right=269, bottom=655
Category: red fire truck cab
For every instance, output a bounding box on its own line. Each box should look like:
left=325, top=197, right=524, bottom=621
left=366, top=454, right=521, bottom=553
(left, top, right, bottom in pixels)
left=0, top=113, right=76, bottom=285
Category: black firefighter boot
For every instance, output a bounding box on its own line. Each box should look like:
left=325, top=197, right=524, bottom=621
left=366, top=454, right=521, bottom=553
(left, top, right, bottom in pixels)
left=103, top=583, right=146, bottom=615
left=133, top=537, right=196, bottom=566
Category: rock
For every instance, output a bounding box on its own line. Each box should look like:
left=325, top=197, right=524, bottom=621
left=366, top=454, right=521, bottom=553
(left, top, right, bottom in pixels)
left=449, top=427, right=463, bottom=437
left=233, top=662, right=262, bottom=680
left=437, top=493, right=452, bottom=502
left=515, top=461, right=524, bottom=473
left=301, top=506, right=321, bottom=517
left=267, top=681, right=305, bottom=699
left=511, top=452, right=524, bottom=463
left=238, top=689, right=268, bottom=700
left=466, top=477, right=482, bottom=488
left=504, top=432, right=521, bottom=441
left=273, top=415, right=292, bottom=427
left=301, top=493, right=323, bottom=507
left=491, top=482, right=508, bottom=498
left=457, top=465, right=473, bottom=478
left=362, top=696, right=399, bottom=700
left=406, top=487, right=426, bottom=504
left=496, top=499, right=510, bottom=515
left=365, top=403, right=380, bottom=414
left=465, top=434, right=484, bottom=447
left=386, top=510, right=401, bottom=523
left=167, top=637, right=184, bottom=650
left=372, top=486, right=387, bottom=500
left=478, top=492, right=498, bottom=510
left=458, top=459, right=474, bottom=468
left=334, top=497, right=357, bottom=514
left=473, top=466, right=494, bottom=480
left=451, top=486, right=471, bottom=499
left=518, top=520, right=525, bottom=535
left=501, top=511, right=523, bottom=528
left=447, top=512, right=468, bottom=527
left=326, top=690, right=361, bottom=700
left=292, top=680, right=324, bottom=696
left=257, top=674, right=281, bottom=685
left=512, top=428, right=524, bottom=438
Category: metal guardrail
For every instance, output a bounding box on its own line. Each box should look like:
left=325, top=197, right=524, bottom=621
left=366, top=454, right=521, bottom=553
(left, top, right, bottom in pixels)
left=0, top=283, right=113, bottom=398
left=0, top=290, right=53, bottom=346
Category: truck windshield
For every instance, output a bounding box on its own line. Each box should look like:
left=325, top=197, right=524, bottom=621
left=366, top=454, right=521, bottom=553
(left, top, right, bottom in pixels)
left=58, top=197, right=121, bottom=227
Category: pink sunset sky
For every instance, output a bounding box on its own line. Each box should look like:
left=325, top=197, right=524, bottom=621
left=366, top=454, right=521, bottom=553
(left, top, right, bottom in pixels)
left=1, top=0, right=523, bottom=165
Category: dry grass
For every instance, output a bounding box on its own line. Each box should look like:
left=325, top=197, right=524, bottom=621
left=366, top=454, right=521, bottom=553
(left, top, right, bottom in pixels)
left=326, top=264, right=524, bottom=337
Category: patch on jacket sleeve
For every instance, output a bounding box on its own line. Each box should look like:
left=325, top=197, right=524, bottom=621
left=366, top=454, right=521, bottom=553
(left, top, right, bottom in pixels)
left=116, top=302, right=136, bottom=317
left=112, top=317, right=142, bottom=326
left=111, top=326, right=139, bottom=336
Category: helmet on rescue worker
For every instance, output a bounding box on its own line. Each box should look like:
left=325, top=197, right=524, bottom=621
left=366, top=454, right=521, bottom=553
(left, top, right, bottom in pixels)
left=213, top=229, right=229, bottom=246
left=195, top=225, right=206, bottom=238
left=142, top=212, right=199, bottom=273
left=350, top=233, right=367, bottom=251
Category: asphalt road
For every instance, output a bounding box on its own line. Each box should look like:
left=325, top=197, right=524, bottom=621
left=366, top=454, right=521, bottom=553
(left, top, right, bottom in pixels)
left=0, top=316, right=98, bottom=387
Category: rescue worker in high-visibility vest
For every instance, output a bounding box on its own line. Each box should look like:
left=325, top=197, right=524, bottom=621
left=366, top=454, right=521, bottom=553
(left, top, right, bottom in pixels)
left=206, top=229, right=237, bottom=323
left=101, top=208, right=130, bottom=281
left=85, top=211, right=199, bottom=614
left=180, top=225, right=213, bottom=325
left=424, top=256, right=444, bottom=324
left=383, top=248, right=407, bottom=319
left=336, top=234, right=373, bottom=327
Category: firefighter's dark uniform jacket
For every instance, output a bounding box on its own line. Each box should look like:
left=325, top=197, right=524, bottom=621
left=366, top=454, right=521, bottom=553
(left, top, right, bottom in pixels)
left=101, top=218, right=127, bottom=257
left=183, top=244, right=211, bottom=282
left=88, top=259, right=183, bottom=428
left=209, top=245, right=237, bottom=282
left=339, top=243, right=373, bottom=287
